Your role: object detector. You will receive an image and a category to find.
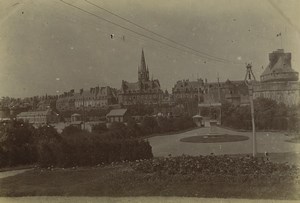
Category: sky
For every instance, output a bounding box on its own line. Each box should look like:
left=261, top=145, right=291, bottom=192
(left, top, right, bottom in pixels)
left=0, top=0, right=299, bottom=98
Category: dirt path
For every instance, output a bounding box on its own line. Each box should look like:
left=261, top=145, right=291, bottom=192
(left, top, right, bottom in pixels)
left=0, top=169, right=31, bottom=180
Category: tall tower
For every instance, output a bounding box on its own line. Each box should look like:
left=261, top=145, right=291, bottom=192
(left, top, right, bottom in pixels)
left=138, top=49, right=150, bottom=82
left=261, top=49, right=298, bottom=82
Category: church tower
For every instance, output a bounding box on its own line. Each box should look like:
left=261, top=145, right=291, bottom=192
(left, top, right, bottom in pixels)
left=138, top=49, right=150, bottom=82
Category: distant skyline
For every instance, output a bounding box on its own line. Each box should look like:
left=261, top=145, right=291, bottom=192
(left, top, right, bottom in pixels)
left=0, top=0, right=299, bottom=98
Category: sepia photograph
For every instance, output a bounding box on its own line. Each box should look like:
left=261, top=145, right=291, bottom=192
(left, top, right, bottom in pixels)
left=0, top=0, right=300, bottom=202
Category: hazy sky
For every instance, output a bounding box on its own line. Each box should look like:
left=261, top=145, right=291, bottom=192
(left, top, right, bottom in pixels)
left=0, top=0, right=299, bottom=98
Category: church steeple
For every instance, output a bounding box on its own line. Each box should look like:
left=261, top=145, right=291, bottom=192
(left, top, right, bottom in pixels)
left=138, top=49, right=149, bottom=82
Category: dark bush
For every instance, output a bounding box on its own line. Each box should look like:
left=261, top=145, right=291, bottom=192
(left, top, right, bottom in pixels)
left=61, top=125, right=83, bottom=136
left=91, top=123, right=108, bottom=134
left=37, top=131, right=153, bottom=167
left=0, top=120, right=37, bottom=167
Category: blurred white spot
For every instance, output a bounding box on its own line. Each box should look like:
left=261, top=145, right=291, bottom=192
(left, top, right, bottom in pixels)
left=56, top=78, right=60, bottom=81
left=237, top=56, right=242, bottom=61
left=70, top=46, right=74, bottom=50
left=56, top=90, right=60, bottom=93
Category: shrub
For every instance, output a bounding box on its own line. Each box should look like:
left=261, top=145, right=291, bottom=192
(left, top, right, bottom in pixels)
left=0, top=120, right=37, bottom=167
left=91, top=123, right=108, bottom=134
left=36, top=129, right=153, bottom=167
left=61, top=125, right=83, bottom=136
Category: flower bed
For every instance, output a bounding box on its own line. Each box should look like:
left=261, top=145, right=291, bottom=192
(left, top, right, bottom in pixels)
left=131, top=155, right=298, bottom=184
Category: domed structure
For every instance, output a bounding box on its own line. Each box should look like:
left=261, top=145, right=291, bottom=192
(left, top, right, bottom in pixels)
left=261, top=49, right=298, bottom=82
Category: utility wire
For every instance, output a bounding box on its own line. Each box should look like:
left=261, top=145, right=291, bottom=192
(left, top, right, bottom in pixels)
left=45, top=4, right=215, bottom=65
left=59, top=0, right=242, bottom=65
left=84, top=0, right=238, bottom=64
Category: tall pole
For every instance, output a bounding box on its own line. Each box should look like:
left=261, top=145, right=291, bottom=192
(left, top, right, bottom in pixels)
left=280, top=34, right=283, bottom=49
left=217, top=75, right=221, bottom=125
left=197, top=74, right=200, bottom=115
left=244, top=63, right=257, bottom=157
left=83, top=95, right=85, bottom=130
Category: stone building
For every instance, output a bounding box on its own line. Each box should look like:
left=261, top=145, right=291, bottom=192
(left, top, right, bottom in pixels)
left=118, top=50, right=164, bottom=106
left=73, top=86, right=118, bottom=110
left=253, top=49, right=300, bottom=106
left=106, top=109, right=129, bottom=123
left=172, top=78, right=248, bottom=106
left=56, top=86, right=118, bottom=112
left=172, top=79, right=205, bottom=103
left=16, top=109, right=59, bottom=125
left=203, top=80, right=249, bottom=106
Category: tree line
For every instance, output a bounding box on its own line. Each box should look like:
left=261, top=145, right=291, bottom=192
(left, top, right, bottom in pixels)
left=221, top=98, right=299, bottom=131
left=0, top=115, right=196, bottom=168
left=0, top=120, right=152, bottom=168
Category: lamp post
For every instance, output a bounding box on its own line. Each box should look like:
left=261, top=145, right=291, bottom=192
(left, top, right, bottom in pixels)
left=244, top=63, right=257, bottom=157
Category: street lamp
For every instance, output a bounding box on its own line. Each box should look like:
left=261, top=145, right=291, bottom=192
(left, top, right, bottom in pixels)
left=244, top=63, right=257, bottom=157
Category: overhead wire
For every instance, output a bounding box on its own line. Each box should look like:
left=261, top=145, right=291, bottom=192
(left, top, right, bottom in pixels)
left=59, top=0, right=242, bottom=65
left=20, top=2, right=210, bottom=71
left=84, top=0, right=239, bottom=64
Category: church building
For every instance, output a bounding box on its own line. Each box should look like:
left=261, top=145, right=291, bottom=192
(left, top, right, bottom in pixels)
left=118, top=50, right=164, bottom=106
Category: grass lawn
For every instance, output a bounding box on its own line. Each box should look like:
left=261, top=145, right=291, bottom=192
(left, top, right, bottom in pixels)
left=142, top=126, right=199, bottom=139
left=0, top=160, right=299, bottom=199
left=180, top=134, right=249, bottom=143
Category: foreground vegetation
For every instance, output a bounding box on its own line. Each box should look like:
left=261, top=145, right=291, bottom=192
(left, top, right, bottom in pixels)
left=0, top=120, right=153, bottom=168
left=0, top=115, right=195, bottom=168
left=0, top=155, right=299, bottom=199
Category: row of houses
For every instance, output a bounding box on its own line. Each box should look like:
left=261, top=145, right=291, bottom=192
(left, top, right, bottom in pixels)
left=56, top=86, right=118, bottom=112
left=55, top=50, right=250, bottom=114
left=15, top=108, right=129, bottom=128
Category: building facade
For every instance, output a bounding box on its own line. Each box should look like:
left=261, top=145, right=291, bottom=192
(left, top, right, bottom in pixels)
left=203, top=80, right=249, bottom=106
left=106, top=109, right=129, bottom=123
left=56, top=86, right=118, bottom=112
left=172, top=79, right=248, bottom=106
left=16, top=109, right=59, bottom=125
left=172, top=79, right=205, bottom=103
left=118, top=50, right=164, bottom=106
left=253, top=49, right=300, bottom=106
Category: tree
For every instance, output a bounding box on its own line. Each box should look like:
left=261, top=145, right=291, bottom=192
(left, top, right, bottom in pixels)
left=141, top=116, right=158, bottom=134
left=126, top=118, right=142, bottom=137
left=92, top=123, right=108, bottom=134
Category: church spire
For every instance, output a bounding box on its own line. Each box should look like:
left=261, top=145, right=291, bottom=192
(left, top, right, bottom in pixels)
left=139, top=49, right=147, bottom=72
left=138, top=49, right=149, bottom=81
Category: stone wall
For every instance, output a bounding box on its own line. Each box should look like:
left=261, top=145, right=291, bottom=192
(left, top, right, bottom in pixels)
left=253, top=81, right=300, bottom=106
